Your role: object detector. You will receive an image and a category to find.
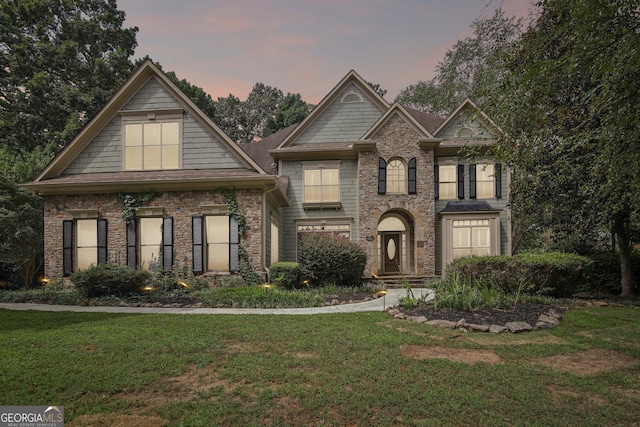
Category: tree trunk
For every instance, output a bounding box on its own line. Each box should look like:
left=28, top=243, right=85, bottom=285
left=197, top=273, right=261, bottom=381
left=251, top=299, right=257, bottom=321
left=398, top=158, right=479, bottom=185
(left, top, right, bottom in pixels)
left=613, top=213, right=635, bottom=297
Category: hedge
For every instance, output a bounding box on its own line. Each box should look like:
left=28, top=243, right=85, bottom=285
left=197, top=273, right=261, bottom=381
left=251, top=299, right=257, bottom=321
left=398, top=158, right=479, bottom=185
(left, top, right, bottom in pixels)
left=71, top=263, right=151, bottom=298
left=447, top=252, right=592, bottom=297
left=268, top=262, right=300, bottom=289
left=298, top=233, right=367, bottom=287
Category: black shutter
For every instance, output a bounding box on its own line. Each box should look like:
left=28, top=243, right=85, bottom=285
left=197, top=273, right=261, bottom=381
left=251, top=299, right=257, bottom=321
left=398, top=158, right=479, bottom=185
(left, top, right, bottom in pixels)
left=469, top=164, right=477, bottom=199
left=62, top=220, right=74, bottom=276
left=495, top=163, right=502, bottom=199
left=126, top=221, right=137, bottom=270
left=457, top=164, right=465, bottom=199
left=192, top=216, right=204, bottom=274
left=162, top=217, right=173, bottom=271
left=229, top=216, right=240, bottom=273
left=434, top=164, right=440, bottom=199
left=378, top=158, right=386, bottom=194
left=408, top=158, right=417, bottom=194
left=97, top=219, right=108, bottom=264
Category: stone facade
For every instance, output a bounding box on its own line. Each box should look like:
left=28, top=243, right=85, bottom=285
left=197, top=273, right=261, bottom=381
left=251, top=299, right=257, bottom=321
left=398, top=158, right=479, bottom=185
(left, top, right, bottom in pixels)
left=358, top=114, right=436, bottom=277
left=43, top=189, right=263, bottom=278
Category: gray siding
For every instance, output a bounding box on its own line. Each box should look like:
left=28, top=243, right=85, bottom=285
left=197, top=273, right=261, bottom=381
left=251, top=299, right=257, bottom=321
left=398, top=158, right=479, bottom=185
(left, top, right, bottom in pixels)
left=182, top=114, right=244, bottom=169
left=434, top=158, right=510, bottom=274
left=122, top=77, right=182, bottom=111
left=63, top=117, right=122, bottom=174
left=294, top=83, right=382, bottom=144
left=63, top=78, right=246, bottom=174
left=438, top=110, right=492, bottom=140
left=280, top=159, right=359, bottom=262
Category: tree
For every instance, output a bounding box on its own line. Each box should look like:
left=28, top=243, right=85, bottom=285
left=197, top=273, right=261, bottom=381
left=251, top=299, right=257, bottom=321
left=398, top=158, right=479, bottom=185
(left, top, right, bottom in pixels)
left=489, top=0, right=640, bottom=296
left=0, top=0, right=138, bottom=157
left=0, top=0, right=137, bottom=287
left=215, top=84, right=310, bottom=144
left=396, top=8, right=522, bottom=116
left=263, top=93, right=311, bottom=137
left=367, top=82, right=388, bottom=98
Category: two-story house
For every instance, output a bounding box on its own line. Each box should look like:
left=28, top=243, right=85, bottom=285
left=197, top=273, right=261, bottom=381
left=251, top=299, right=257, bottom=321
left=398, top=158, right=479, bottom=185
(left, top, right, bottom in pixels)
left=25, top=60, right=510, bottom=281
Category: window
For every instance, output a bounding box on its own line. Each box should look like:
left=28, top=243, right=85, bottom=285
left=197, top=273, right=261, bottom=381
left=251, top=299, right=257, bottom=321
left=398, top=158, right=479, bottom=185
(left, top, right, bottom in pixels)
left=76, top=220, right=98, bottom=270
left=452, top=219, right=491, bottom=259
left=192, top=215, right=239, bottom=274
left=297, top=222, right=350, bottom=239
left=303, top=162, right=340, bottom=205
left=62, top=218, right=107, bottom=275
left=270, top=219, right=279, bottom=265
left=386, top=159, right=406, bottom=194
left=126, top=214, right=173, bottom=271
left=124, top=121, right=180, bottom=170
left=440, top=213, right=500, bottom=270
left=469, top=163, right=495, bottom=199
left=206, top=216, right=230, bottom=271
left=438, top=165, right=457, bottom=200
left=139, top=217, right=163, bottom=269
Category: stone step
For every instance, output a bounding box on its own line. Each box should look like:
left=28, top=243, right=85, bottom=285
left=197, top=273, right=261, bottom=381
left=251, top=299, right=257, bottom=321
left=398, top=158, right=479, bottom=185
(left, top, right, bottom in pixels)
left=373, top=275, right=437, bottom=288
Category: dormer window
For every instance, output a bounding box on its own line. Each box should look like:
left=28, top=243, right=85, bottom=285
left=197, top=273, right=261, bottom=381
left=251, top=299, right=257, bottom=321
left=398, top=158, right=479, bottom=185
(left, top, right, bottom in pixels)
left=122, top=110, right=182, bottom=170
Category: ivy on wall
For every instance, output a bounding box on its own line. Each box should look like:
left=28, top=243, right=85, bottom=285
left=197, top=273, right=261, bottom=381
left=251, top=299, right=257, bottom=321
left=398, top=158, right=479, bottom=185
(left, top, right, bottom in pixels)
left=219, top=188, right=262, bottom=285
left=117, top=192, right=156, bottom=224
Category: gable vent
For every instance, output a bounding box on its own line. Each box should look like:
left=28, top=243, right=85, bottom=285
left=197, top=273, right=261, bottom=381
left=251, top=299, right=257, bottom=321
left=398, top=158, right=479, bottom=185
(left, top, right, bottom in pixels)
left=341, top=90, right=363, bottom=103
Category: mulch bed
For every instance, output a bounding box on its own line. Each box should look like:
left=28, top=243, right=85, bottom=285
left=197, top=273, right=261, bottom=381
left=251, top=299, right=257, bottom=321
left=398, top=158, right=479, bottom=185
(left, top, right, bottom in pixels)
left=401, top=301, right=567, bottom=326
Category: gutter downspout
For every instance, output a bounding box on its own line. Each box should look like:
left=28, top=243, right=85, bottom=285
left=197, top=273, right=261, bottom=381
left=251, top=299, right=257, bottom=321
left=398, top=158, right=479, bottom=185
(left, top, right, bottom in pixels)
left=261, top=179, right=280, bottom=277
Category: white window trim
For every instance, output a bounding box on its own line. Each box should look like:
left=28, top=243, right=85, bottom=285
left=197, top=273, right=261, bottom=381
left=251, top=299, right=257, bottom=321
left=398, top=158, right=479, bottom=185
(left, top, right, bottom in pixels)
left=386, top=158, right=407, bottom=194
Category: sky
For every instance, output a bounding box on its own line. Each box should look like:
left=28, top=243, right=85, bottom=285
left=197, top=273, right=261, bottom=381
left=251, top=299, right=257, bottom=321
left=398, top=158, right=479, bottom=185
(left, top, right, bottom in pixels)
left=116, top=0, right=533, bottom=104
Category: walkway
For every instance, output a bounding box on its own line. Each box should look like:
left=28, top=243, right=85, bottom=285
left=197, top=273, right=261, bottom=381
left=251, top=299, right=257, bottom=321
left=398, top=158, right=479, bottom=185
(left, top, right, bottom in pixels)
left=0, top=288, right=434, bottom=315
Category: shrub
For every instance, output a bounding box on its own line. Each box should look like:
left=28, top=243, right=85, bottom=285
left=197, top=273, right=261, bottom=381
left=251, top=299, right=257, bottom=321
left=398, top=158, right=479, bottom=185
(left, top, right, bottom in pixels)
left=585, top=250, right=640, bottom=294
left=298, top=233, right=367, bottom=287
left=268, top=262, right=300, bottom=289
left=447, top=252, right=592, bottom=297
left=71, top=263, right=151, bottom=298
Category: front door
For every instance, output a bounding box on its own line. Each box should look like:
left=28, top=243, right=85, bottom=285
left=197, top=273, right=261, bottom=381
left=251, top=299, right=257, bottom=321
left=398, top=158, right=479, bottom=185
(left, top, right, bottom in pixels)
left=382, top=232, right=401, bottom=274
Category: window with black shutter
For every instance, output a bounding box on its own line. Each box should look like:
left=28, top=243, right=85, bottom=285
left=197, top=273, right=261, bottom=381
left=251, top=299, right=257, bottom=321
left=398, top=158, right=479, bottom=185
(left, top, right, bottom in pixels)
left=192, top=216, right=204, bottom=274
left=457, top=164, right=465, bottom=199
left=434, top=164, right=439, bottom=199
left=495, top=163, right=502, bottom=199
left=97, top=219, right=108, bottom=264
left=229, top=216, right=240, bottom=273
left=469, top=164, right=477, bottom=199
left=408, top=158, right=417, bottom=194
left=62, top=220, right=74, bottom=276
left=378, top=158, right=386, bottom=194
left=162, top=217, right=173, bottom=271
left=126, top=221, right=137, bottom=270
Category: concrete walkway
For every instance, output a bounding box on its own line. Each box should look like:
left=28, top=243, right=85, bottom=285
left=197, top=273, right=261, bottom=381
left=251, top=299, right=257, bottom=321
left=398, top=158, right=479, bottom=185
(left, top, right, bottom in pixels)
left=0, top=288, right=434, bottom=315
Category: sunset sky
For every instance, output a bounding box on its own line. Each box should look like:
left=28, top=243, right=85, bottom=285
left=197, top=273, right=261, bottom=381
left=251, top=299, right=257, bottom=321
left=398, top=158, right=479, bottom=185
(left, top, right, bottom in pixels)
left=116, top=0, right=533, bottom=104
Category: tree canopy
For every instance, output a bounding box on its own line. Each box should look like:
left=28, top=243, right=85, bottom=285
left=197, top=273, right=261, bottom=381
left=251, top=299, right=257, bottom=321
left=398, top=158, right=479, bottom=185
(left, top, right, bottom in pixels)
left=488, top=0, right=640, bottom=296
left=396, top=8, right=523, bottom=116
left=0, top=0, right=138, bottom=158
left=0, top=0, right=138, bottom=287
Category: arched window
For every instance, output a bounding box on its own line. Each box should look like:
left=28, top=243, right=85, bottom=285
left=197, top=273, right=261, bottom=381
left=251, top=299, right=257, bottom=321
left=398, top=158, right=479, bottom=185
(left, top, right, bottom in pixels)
left=386, top=159, right=406, bottom=194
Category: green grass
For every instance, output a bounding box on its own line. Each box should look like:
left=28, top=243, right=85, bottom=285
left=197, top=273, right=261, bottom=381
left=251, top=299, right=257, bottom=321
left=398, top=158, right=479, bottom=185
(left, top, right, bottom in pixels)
left=1, top=306, right=639, bottom=426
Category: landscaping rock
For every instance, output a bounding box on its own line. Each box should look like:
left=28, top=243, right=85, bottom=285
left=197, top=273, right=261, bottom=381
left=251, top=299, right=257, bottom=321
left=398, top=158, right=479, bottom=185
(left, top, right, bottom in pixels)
left=412, top=316, right=428, bottom=324
left=426, top=319, right=457, bottom=328
left=505, top=321, right=533, bottom=333
left=489, top=325, right=507, bottom=334
left=466, top=323, right=490, bottom=332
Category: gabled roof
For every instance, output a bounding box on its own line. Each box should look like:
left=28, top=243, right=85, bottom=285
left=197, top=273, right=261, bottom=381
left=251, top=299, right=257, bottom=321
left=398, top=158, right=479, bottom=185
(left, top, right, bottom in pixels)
left=405, top=107, right=446, bottom=134
left=276, top=70, right=389, bottom=148
left=361, top=102, right=441, bottom=140
left=29, top=59, right=266, bottom=184
left=239, top=124, right=296, bottom=172
left=433, top=98, right=500, bottom=138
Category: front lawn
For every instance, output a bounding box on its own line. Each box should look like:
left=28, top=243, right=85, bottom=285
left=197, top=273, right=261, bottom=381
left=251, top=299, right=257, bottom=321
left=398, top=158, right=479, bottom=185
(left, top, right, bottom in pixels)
left=1, top=306, right=639, bottom=426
